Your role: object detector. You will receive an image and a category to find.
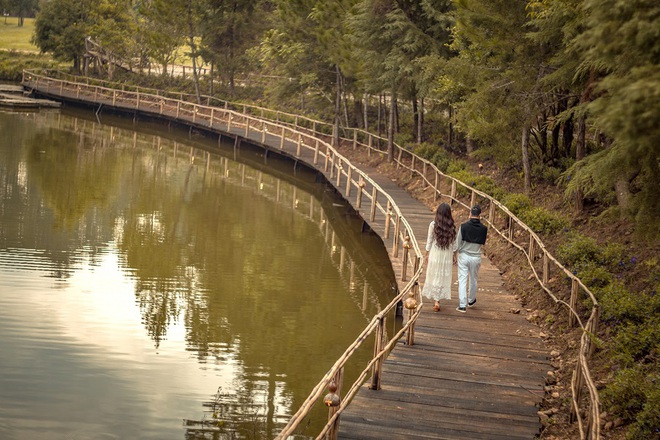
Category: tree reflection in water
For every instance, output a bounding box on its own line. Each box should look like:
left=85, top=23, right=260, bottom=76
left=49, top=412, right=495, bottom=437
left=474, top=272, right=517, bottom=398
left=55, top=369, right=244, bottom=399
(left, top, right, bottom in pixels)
left=4, top=110, right=398, bottom=438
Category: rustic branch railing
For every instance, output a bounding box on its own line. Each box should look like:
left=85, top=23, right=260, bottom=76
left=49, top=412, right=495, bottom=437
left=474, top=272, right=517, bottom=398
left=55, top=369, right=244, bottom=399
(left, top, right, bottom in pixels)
left=22, top=69, right=426, bottom=439
left=22, top=69, right=600, bottom=439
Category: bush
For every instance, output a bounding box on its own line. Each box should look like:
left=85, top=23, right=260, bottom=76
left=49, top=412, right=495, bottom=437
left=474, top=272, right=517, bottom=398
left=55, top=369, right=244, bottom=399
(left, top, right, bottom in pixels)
left=519, top=207, right=569, bottom=235
left=413, top=143, right=451, bottom=172
left=557, top=234, right=602, bottom=267
left=450, top=169, right=506, bottom=200
left=0, top=51, right=61, bottom=82
left=502, top=193, right=533, bottom=217
left=574, top=261, right=614, bottom=289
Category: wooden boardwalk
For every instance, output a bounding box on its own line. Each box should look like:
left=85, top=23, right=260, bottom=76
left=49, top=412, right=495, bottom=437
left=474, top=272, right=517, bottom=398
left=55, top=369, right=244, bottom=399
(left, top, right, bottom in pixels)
left=24, top=78, right=550, bottom=439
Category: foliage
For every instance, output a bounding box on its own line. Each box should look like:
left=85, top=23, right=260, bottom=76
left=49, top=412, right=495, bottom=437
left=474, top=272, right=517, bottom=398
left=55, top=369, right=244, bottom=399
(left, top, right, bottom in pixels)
left=518, top=207, right=569, bottom=235
left=414, top=142, right=451, bottom=173
left=450, top=169, right=505, bottom=201
left=0, top=50, right=59, bottom=81
left=502, top=193, right=532, bottom=217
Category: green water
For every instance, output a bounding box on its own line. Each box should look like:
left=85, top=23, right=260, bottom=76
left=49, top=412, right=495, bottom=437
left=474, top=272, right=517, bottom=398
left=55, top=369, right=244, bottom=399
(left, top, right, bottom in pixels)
left=0, top=108, right=398, bottom=439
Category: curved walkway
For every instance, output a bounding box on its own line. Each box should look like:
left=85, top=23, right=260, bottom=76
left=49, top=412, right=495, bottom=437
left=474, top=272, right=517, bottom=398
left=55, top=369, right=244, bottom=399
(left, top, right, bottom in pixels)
left=23, top=75, right=550, bottom=439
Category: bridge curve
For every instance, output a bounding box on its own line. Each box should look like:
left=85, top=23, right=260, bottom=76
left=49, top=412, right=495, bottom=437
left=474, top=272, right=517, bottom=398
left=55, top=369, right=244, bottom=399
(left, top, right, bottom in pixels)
left=22, top=70, right=600, bottom=439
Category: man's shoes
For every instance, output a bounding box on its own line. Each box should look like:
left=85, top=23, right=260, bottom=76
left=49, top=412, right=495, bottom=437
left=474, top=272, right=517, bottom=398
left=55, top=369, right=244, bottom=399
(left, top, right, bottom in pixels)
left=468, top=299, right=477, bottom=307
left=456, top=306, right=467, bottom=313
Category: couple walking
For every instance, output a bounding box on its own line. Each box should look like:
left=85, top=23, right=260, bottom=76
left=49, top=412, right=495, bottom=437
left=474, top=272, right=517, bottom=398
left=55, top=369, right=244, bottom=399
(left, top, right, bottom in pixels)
left=422, top=203, right=488, bottom=313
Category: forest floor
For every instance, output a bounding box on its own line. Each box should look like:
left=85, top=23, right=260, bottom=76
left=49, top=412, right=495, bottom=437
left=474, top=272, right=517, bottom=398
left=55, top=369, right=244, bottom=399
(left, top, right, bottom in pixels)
left=331, top=143, right=647, bottom=440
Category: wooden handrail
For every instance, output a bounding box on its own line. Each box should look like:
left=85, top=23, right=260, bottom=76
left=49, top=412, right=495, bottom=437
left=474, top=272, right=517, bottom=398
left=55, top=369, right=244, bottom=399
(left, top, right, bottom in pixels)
left=21, top=69, right=599, bottom=439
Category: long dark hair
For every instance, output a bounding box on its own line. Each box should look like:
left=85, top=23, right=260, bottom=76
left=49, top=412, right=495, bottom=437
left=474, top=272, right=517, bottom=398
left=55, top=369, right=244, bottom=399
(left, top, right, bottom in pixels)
left=433, top=203, right=456, bottom=249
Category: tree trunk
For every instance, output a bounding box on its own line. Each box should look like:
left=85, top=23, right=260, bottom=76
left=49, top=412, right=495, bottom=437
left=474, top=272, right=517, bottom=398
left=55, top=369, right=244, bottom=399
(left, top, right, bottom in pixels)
left=448, top=105, right=454, bottom=146
left=522, top=123, right=532, bottom=194
left=466, top=135, right=474, bottom=154
left=187, top=0, right=201, bottom=104
left=377, top=95, right=382, bottom=142
left=333, top=65, right=341, bottom=148
left=412, top=96, right=419, bottom=144
left=615, top=178, right=633, bottom=216
left=363, top=94, right=368, bottom=130
left=574, top=115, right=586, bottom=214
left=387, top=87, right=397, bottom=162
left=418, top=97, right=424, bottom=144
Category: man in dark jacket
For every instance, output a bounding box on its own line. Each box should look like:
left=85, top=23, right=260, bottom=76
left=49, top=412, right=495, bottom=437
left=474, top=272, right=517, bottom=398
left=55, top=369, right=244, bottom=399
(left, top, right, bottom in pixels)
left=453, top=205, right=488, bottom=313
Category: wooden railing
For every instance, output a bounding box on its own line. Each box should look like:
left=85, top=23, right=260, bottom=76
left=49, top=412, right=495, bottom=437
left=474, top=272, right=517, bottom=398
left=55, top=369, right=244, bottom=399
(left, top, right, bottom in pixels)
left=22, top=69, right=600, bottom=439
left=22, top=69, right=426, bottom=439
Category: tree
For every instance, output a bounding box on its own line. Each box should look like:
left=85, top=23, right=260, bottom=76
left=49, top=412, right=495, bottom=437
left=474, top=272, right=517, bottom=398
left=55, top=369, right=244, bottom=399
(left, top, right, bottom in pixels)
left=32, top=0, right=134, bottom=72
left=563, top=0, right=660, bottom=227
left=9, top=0, right=38, bottom=26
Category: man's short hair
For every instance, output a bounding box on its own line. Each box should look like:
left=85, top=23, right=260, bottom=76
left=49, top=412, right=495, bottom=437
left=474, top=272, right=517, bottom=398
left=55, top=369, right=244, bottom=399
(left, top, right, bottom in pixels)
left=470, top=205, right=482, bottom=216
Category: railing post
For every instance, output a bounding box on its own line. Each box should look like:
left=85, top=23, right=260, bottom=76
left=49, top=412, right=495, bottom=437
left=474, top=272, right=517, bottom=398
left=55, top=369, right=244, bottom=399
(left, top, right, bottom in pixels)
left=369, top=317, right=386, bottom=390
left=176, top=101, right=180, bottom=118
left=261, top=123, right=266, bottom=143
left=529, top=235, right=536, bottom=261
left=112, top=90, right=117, bottom=106
left=489, top=202, right=495, bottom=224
left=384, top=202, right=392, bottom=239
left=450, top=180, right=456, bottom=204
left=356, top=179, right=365, bottom=208
left=279, top=128, right=285, bottom=149
left=543, top=252, right=549, bottom=284
left=324, top=368, right=344, bottom=440
left=410, top=155, right=415, bottom=178
left=470, top=190, right=476, bottom=209
left=314, top=139, right=319, bottom=164
left=422, top=163, right=427, bottom=187
left=297, top=133, right=302, bottom=156
left=370, top=189, right=377, bottom=222
left=392, top=215, right=401, bottom=257
left=136, top=91, right=140, bottom=109
left=210, top=108, right=214, bottom=127
left=433, top=172, right=439, bottom=202
left=245, top=118, right=250, bottom=137
left=228, top=114, right=232, bottom=131
left=353, top=130, right=357, bottom=150
left=336, top=162, right=342, bottom=187
left=368, top=134, right=373, bottom=157
left=345, top=167, right=352, bottom=197
left=401, top=236, right=411, bottom=281
left=324, top=150, right=330, bottom=173
left=508, top=218, right=515, bottom=241
left=569, top=278, right=579, bottom=327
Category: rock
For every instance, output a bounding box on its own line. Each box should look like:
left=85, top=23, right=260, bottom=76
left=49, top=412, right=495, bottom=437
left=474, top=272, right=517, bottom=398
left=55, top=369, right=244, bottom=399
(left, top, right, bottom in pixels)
left=537, top=411, right=551, bottom=427
left=604, top=421, right=613, bottom=431
left=599, top=411, right=608, bottom=421
left=613, top=418, right=624, bottom=428
left=547, top=370, right=556, bottom=377
left=552, top=392, right=560, bottom=399
left=511, top=308, right=521, bottom=314
left=550, top=350, right=560, bottom=358
left=540, top=332, right=548, bottom=338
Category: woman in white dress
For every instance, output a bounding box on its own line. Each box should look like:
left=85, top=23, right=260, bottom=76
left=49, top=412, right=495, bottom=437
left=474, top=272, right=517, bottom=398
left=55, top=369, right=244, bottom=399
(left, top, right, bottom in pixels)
left=422, top=203, right=456, bottom=312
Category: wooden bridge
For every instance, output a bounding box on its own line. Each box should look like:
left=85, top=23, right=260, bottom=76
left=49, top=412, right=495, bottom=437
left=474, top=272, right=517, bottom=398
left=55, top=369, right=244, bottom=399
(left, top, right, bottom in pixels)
left=21, top=70, right=602, bottom=439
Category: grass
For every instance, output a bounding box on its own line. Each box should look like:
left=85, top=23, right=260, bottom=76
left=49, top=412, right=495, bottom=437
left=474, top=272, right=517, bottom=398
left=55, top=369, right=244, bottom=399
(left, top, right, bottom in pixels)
left=0, top=17, right=39, bottom=52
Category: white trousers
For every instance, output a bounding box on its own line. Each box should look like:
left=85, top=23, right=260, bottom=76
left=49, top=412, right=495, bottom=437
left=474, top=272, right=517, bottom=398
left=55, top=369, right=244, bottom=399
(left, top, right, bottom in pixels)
left=457, top=253, right=481, bottom=308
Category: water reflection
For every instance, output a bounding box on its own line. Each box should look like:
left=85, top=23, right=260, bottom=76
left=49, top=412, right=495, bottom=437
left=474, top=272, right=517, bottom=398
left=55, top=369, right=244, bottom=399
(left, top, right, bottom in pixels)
left=0, top=109, right=397, bottom=439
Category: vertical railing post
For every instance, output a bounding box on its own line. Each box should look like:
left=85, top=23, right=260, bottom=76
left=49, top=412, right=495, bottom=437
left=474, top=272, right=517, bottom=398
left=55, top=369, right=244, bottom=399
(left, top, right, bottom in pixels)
left=470, top=190, right=476, bottom=209
left=370, top=189, right=377, bottom=222
left=543, top=252, right=549, bottom=285
left=401, top=236, right=411, bottom=281
left=245, top=118, right=250, bottom=137
left=353, top=130, right=357, bottom=150
left=346, top=167, right=352, bottom=197
left=324, top=368, right=344, bottom=440
left=392, top=215, right=401, bottom=257
left=314, top=139, right=320, bottom=165
left=369, top=317, right=386, bottom=390
left=529, top=235, right=536, bottom=261
left=433, top=172, right=439, bottom=202
left=384, top=201, right=392, bottom=238
left=356, top=179, right=365, bottom=208
left=450, top=180, right=456, bottom=204
left=569, top=278, right=579, bottom=327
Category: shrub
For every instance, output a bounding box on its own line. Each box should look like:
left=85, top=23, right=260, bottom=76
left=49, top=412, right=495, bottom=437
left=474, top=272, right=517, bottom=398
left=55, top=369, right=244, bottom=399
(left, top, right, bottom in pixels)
left=557, top=234, right=603, bottom=267
left=574, top=261, right=614, bottom=289
left=413, top=143, right=451, bottom=172
left=602, top=366, right=657, bottom=428
left=502, top=193, right=532, bottom=217
left=519, top=207, right=569, bottom=235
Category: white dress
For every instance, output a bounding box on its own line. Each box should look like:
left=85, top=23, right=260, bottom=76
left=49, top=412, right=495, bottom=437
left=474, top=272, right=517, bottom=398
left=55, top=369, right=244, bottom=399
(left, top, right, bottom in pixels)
left=421, top=221, right=453, bottom=301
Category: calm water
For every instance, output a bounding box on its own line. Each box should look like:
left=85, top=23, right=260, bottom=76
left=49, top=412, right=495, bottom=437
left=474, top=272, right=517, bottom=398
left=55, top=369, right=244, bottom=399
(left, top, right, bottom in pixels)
left=0, top=108, right=397, bottom=439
